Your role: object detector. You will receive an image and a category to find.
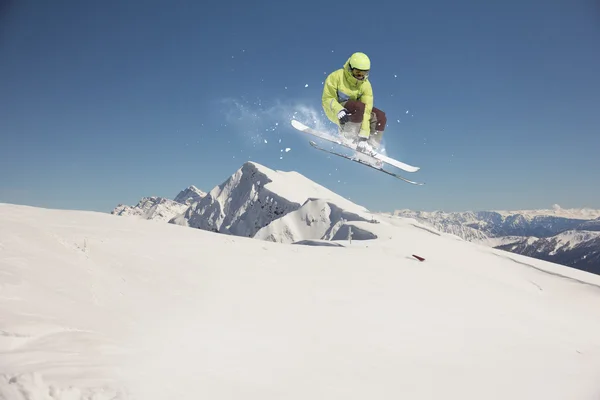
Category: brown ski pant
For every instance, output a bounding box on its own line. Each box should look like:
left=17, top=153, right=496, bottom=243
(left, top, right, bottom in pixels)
left=340, top=100, right=387, bottom=145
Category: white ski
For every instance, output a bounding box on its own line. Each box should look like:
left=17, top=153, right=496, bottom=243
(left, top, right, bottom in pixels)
left=291, top=119, right=420, bottom=173
left=309, top=141, right=424, bottom=185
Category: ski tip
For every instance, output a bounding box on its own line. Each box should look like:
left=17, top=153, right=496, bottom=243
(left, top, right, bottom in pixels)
left=290, top=119, right=306, bottom=130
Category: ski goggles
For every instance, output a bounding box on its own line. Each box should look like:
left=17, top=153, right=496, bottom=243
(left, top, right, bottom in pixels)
left=351, top=68, right=369, bottom=80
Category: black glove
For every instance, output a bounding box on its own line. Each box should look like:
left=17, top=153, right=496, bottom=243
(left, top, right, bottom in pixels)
left=337, top=109, right=351, bottom=124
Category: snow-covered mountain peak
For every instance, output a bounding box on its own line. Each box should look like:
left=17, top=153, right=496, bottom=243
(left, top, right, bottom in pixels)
left=494, top=205, right=600, bottom=220
left=111, top=196, right=188, bottom=222
left=174, top=185, right=206, bottom=205
left=396, top=206, right=600, bottom=223
left=553, top=230, right=600, bottom=250
left=170, top=161, right=371, bottom=238
left=238, top=161, right=367, bottom=215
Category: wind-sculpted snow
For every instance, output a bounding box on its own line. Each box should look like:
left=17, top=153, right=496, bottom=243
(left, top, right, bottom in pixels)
left=111, top=196, right=188, bottom=222
left=254, top=198, right=376, bottom=243
left=330, top=223, right=378, bottom=241
left=292, top=240, right=345, bottom=247
left=0, top=373, right=130, bottom=400
left=171, top=162, right=370, bottom=238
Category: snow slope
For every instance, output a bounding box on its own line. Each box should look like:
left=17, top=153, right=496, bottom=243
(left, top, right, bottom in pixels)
left=2, top=203, right=600, bottom=399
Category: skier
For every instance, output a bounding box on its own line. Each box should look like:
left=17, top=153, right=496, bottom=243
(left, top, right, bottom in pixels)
left=321, top=52, right=387, bottom=153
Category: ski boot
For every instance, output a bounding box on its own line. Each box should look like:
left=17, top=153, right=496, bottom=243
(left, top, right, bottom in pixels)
left=338, top=122, right=361, bottom=144
left=354, top=137, right=383, bottom=168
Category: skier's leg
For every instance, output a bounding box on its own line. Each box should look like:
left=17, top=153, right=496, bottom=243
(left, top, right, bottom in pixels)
left=339, top=100, right=365, bottom=141
left=368, top=107, right=387, bottom=149
left=343, top=100, right=366, bottom=123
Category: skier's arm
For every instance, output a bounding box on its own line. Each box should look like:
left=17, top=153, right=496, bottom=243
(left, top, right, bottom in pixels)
left=322, top=74, right=344, bottom=117
left=359, top=83, right=374, bottom=136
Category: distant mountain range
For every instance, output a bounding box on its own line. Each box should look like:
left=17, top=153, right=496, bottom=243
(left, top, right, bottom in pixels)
left=111, top=163, right=599, bottom=275
left=112, top=186, right=206, bottom=222
left=113, top=162, right=378, bottom=245
left=393, top=208, right=600, bottom=275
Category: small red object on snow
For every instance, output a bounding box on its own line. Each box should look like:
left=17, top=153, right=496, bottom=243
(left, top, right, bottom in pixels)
left=412, top=254, right=425, bottom=262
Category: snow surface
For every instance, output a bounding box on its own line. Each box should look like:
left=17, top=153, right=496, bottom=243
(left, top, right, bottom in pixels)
left=2, top=203, right=600, bottom=399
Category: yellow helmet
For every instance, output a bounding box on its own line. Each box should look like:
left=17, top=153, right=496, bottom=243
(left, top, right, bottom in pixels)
left=349, top=52, right=371, bottom=70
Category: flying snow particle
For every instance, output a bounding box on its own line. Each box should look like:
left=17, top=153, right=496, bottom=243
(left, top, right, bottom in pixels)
left=305, top=84, right=309, bottom=87
left=285, top=148, right=291, bottom=152
left=394, top=74, right=397, bottom=78
left=406, top=110, right=409, bottom=114
left=264, top=139, right=268, bottom=144
left=397, top=119, right=400, bottom=123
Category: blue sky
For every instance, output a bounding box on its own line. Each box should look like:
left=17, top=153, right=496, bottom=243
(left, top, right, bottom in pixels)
left=1, top=0, right=599, bottom=213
